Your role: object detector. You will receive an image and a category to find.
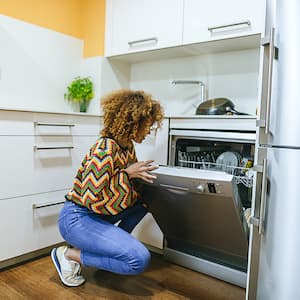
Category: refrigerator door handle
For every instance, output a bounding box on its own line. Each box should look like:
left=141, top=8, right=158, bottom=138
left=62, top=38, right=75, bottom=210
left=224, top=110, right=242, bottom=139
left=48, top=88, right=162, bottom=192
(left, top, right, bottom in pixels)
left=257, top=28, right=276, bottom=134
left=258, top=159, right=268, bottom=234
left=251, top=159, right=268, bottom=234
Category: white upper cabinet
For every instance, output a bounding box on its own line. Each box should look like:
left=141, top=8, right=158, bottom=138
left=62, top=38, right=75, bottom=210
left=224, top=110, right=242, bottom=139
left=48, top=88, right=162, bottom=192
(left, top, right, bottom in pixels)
left=183, top=0, right=266, bottom=45
left=105, top=0, right=184, bottom=56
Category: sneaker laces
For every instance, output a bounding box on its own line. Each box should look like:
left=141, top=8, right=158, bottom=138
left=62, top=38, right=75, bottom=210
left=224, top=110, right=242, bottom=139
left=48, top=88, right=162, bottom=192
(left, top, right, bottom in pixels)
left=61, top=248, right=83, bottom=278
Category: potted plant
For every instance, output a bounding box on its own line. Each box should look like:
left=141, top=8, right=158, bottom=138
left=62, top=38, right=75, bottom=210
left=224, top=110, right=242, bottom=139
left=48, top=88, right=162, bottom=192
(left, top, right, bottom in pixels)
left=65, top=77, right=94, bottom=112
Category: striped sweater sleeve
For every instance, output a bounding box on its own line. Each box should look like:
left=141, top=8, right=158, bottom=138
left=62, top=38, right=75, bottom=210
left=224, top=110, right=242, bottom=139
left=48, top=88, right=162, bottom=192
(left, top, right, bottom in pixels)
left=80, top=143, right=135, bottom=215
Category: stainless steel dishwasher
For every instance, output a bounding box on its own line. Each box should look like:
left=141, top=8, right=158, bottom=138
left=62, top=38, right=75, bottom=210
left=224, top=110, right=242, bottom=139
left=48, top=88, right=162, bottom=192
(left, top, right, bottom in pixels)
left=140, top=129, right=255, bottom=287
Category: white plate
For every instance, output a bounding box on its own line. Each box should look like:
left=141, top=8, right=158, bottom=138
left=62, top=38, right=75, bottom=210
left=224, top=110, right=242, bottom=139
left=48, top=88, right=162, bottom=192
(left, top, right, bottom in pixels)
left=216, top=151, right=239, bottom=173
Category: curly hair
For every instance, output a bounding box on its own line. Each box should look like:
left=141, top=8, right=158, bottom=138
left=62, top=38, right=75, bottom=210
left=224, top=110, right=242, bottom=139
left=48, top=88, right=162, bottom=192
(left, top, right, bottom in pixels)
left=101, top=89, right=164, bottom=146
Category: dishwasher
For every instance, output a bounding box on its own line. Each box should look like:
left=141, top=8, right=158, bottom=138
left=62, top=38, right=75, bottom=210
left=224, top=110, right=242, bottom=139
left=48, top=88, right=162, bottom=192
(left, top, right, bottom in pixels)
left=140, top=129, right=255, bottom=287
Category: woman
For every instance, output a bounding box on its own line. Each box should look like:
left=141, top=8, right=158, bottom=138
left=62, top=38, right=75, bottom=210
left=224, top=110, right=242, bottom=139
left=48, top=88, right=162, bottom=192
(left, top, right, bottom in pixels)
left=51, top=89, right=164, bottom=287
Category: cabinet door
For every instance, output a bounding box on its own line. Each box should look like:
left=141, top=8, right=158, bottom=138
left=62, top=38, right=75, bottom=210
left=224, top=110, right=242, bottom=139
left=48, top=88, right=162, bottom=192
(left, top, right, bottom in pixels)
left=132, top=212, right=163, bottom=250
left=106, top=0, right=184, bottom=56
left=183, top=0, right=266, bottom=45
left=135, top=118, right=169, bottom=165
left=0, top=190, right=67, bottom=261
left=0, top=135, right=97, bottom=200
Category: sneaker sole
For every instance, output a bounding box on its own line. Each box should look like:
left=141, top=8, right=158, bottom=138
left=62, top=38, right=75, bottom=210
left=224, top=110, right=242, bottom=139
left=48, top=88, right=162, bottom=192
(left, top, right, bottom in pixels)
left=51, top=248, right=85, bottom=287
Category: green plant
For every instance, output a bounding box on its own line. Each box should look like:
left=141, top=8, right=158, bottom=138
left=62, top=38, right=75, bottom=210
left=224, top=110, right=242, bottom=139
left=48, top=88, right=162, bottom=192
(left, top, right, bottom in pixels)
left=65, top=77, right=94, bottom=112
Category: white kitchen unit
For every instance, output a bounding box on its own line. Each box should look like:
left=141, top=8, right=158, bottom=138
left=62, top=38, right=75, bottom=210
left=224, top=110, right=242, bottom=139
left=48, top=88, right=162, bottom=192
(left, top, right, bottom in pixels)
left=183, top=0, right=266, bottom=45
left=132, top=118, right=169, bottom=250
left=105, top=0, right=266, bottom=59
left=134, top=118, right=169, bottom=165
left=0, top=190, right=67, bottom=263
left=105, top=0, right=184, bottom=56
left=132, top=212, right=164, bottom=251
left=170, top=116, right=256, bottom=132
left=0, top=109, right=101, bottom=268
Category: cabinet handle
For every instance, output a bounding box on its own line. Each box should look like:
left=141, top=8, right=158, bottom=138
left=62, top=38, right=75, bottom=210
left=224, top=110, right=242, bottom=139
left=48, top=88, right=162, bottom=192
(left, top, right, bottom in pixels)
left=208, top=20, right=251, bottom=32
left=32, top=200, right=65, bottom=209
left=128, top=37, right=158, bottom=46
left=171, top=80, right=203, bottom=85
left=34, top=122, right=75, bottom=127
left=34, top=146, right=74, bottom=151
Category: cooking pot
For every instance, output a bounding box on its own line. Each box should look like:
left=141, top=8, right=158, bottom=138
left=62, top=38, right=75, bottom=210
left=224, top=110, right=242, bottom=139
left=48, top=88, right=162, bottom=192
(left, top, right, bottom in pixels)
left=195, top=98, right=248, bottom=115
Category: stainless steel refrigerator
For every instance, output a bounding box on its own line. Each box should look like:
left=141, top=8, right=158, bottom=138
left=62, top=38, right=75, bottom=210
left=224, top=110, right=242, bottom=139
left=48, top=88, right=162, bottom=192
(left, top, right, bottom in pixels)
left=247, top=0, right=300, bottom=299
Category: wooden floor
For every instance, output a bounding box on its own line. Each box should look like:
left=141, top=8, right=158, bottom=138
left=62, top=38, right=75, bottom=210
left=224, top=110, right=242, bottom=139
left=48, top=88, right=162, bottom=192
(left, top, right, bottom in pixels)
left=0, top=253, right=245, bottom=300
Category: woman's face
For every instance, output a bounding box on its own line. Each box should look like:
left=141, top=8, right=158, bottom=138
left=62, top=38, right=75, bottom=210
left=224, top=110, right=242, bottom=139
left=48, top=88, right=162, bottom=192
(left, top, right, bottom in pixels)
left=133, top=120, right=153, bottom=144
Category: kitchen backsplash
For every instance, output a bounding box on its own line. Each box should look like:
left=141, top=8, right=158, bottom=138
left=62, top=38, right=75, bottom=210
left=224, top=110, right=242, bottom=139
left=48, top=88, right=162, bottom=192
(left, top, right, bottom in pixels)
left=0, top=15, right=102, bottom=114
left=130, top=48, right=260, bottom=116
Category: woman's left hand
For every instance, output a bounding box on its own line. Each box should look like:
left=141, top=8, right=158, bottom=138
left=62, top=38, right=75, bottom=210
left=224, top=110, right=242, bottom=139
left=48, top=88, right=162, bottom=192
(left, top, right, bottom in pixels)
left=124, top=160, right=159, bottom=183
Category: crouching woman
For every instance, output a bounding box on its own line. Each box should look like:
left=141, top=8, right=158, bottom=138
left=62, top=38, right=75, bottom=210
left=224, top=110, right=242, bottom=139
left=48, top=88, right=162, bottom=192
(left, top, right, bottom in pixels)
left=51, top=89, right=164, bottom=286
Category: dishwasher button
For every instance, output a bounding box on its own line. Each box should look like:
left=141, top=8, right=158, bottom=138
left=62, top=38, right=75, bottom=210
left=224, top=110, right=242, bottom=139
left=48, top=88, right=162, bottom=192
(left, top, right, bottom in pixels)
left=196, top=184, right=205, bottom=193
left=208, top=183, right=217, bottom=193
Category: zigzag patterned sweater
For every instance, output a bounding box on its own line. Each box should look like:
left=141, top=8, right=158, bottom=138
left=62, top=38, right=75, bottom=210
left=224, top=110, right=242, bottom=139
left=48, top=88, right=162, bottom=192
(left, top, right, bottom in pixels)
left=66, top=137, right=139, bottom=215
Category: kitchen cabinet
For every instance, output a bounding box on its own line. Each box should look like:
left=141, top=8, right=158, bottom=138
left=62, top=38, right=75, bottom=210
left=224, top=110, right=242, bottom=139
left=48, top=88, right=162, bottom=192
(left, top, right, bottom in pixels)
left=134, top=118, right=169, bottom=165
left=0, top=109, right=101, bottom=268
left=0, top=190, right=67, bottom=261
left=132, top=118, right=169, bottom=250
left=0, top=111, right=100, bottom=200
left=169, top=116, right=256, bottom=132
left=183, top=0, right=266, bottom=45
left=104, top=0, right=265, bottom=59
left=105, top=0, right=184, bottom=56
left=132, top=212, right=163, bottom=250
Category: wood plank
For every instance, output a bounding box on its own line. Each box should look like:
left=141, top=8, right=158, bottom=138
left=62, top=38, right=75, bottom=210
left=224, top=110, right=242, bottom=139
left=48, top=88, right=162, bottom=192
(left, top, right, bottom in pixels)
left=0, top=253, right=245, bottom=299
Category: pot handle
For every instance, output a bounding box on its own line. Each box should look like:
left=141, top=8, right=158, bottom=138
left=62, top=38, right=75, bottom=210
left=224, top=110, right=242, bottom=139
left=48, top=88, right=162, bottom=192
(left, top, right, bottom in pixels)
left=226, top=107, right=249, bottom=115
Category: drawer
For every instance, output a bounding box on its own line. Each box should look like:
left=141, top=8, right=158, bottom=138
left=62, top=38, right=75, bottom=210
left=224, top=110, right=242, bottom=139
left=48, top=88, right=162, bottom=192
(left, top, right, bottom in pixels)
left=0, top=135, right=98, bottom=199
left=33, top=113, right=101, bottom=136
left=0, top=189, right=67, bottom=261
left=0, top=110, right=33, bottom=135
left=0, top=110, right=101, bottom=136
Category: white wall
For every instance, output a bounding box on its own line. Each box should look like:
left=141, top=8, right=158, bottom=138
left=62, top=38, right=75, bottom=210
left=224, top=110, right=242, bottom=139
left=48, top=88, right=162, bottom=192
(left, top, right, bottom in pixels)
left=130, top=49, right=260, bottom=116
left=80, top=56, right=103, bottom=114
left=0, top=15, right=101, bottom=114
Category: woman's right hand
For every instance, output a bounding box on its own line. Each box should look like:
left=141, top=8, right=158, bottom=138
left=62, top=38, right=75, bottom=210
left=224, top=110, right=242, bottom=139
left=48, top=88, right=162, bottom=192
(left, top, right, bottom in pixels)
left=125, top=160, right=159, bottom=183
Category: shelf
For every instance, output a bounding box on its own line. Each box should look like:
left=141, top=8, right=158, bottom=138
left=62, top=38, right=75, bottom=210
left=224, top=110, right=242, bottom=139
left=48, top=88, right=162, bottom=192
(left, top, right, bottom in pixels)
left=178, top=160, right=254, bottom=188
left=106, top=34, right=261, bottom=64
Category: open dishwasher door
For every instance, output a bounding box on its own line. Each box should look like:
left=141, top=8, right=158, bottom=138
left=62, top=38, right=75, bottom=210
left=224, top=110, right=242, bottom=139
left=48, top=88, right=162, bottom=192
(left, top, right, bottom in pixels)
left=140, top=165, right=248, bottom=288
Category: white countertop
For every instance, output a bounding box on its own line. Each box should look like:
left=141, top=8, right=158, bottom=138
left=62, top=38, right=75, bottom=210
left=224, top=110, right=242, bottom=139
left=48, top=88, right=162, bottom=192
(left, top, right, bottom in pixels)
left=0, top=106, right=257, bottom=120
left=0, top=106, right=102, bottom=117
left=168, top=114, right=256, bottom=119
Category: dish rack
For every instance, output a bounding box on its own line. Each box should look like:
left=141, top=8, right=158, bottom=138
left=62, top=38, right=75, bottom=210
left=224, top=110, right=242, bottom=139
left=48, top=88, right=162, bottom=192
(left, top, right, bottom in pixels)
left=177, top=159, right=254, bottom=188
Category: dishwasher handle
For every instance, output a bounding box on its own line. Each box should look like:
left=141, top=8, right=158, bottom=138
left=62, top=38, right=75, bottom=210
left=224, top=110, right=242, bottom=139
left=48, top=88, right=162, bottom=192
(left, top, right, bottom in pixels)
left=159, top=183, right=189, bottom=195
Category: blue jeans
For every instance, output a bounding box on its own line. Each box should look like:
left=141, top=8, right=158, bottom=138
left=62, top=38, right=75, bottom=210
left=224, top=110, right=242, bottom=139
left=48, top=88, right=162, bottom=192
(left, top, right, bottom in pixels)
left=58, top=200, right=150, bottom=275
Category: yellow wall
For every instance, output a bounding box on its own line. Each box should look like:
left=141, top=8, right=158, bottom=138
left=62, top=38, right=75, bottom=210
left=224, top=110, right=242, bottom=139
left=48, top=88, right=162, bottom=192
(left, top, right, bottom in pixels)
left=0, top=0, right=105, bottom=57
left=82, top=0, right=105, bottom=58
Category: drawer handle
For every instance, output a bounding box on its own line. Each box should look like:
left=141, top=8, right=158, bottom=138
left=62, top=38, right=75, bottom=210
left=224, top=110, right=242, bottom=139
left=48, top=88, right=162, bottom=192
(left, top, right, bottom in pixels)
left=171, top=80, right=203, bottom=85
left=32, top=200, right=65, bottom=209
left=128, top=37, right=158, bottom=46
left=35, top=122, right=75, bottom=127
left=34, top=146, right=74, bottom=151
left=208, top=20, right=251, bottom=32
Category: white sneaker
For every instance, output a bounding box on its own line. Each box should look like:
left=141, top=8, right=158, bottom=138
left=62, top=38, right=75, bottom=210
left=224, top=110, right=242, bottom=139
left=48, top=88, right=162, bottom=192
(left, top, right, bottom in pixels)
left=51, top=246, right=85, bottom=287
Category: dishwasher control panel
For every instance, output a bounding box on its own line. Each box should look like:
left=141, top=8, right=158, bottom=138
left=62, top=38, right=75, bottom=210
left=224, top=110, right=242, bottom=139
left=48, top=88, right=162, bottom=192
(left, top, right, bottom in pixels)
left=192, top=179, right=232, bottom=197
left=152, top=166, right=234, bottom=198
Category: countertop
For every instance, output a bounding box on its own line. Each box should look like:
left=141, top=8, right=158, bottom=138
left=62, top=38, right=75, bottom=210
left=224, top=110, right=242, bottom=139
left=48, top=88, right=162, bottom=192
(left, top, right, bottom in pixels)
left=0, top=106, right=102, bottom=117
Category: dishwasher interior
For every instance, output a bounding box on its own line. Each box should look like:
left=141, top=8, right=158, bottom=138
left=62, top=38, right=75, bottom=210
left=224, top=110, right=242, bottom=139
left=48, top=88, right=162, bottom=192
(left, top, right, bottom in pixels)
left=140, top=130, right=255, bottom=287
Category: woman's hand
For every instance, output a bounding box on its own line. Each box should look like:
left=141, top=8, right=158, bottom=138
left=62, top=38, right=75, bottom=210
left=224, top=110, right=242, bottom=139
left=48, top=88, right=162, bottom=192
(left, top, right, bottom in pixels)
left=125, top=160, right=159, bottom=183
